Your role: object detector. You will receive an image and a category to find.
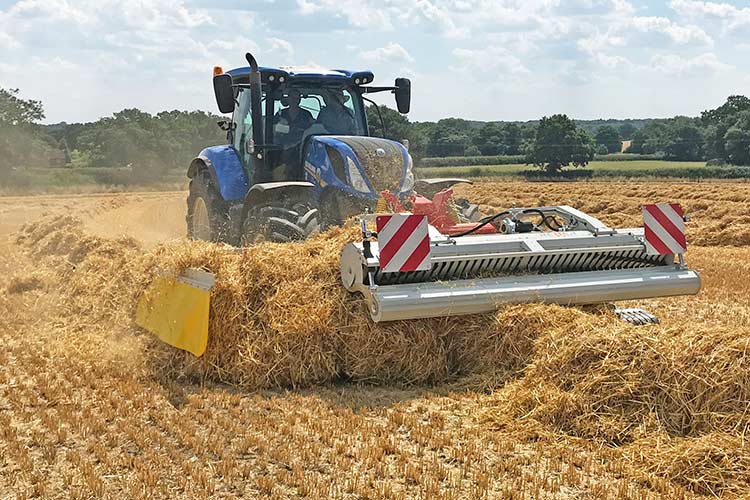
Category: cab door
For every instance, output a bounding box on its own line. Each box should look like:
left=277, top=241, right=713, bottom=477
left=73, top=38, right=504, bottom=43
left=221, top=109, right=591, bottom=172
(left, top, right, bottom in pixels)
left=232, top=89, right=255, bottom=179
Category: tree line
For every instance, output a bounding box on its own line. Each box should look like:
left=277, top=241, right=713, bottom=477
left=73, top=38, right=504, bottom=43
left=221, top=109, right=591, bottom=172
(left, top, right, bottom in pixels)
left=1, top=87, right=225, bottom=182
left=628, top=96, right=750, bottom=165
left=2, top=86, right=749, bottom=184
left=369, top=96, right=750, bottom=169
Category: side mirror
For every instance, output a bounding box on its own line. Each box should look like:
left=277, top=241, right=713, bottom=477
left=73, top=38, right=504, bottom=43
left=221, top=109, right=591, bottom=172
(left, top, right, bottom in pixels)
left=395, top=78, right=411, bottom=114
left=213, top=74, right=235, bottom=114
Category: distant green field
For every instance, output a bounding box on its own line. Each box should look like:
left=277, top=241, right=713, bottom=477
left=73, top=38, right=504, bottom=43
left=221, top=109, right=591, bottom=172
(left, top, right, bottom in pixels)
left=585, top=160, right=708, bottom=171
left=0, top=167, right=188, bottom=195
left=416, top=160, right=710, bottom=178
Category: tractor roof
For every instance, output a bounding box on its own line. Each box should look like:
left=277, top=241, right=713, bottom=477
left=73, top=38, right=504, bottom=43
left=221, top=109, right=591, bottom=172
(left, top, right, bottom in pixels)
left=225, top=66, right=374, bottom=86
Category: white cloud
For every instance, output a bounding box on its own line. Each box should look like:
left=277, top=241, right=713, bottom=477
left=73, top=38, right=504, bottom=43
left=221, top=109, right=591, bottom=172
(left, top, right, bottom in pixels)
left=400, top=0, right=463, bottom=37
left=578, top=15, right=713, bottom=57
left=361, top=43, right=414, bottom=64
left=628, top=16, right=713, bottom=45
left=650, top=52, right=731, bottom=75
left=207, top=36, right=258, bottom=53
left=0, top=31, right=21, bottom=50
left=296, top=0, right=322, bottom=15
left=296, top=0, right=394, bottom=30
left=268, top=37, right=294, bottom=56
left=451, top=46, right=530, bottom=77
left=670, top=0, right=750, bottom=33
left=0, top=0, right=748, bottom=123
left=575, top=12, right=713, bottom=75
left=8, top=0, right=93, bottom=25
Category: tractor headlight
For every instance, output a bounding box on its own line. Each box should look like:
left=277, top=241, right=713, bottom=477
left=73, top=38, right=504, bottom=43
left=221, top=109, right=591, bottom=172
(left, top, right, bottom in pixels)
left=401, top=154, right=415, bottom=192
left=346, top=157, right=371, bottom=194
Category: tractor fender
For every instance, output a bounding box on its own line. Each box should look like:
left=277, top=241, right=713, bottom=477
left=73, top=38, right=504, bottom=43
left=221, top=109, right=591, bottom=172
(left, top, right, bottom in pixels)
left=242, top=181, right=315, bottom=214
left=414, top=177, right=472, bottom=198
left=187, top=145, right=249, bottom=202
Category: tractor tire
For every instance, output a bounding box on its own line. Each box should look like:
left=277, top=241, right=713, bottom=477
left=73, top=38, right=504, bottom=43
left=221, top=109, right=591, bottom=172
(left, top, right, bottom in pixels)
left=455, top=198, right=482, bottom=223
left=186, top=170, right=232, bottom=243
left=241, top=202, right=320, bottom=245
left=294, top=203, right=322, bottom=236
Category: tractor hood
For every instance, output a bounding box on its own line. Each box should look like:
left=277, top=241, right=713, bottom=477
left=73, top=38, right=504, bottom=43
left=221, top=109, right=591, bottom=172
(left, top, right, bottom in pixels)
left=305, top=136, right=414, bottom=197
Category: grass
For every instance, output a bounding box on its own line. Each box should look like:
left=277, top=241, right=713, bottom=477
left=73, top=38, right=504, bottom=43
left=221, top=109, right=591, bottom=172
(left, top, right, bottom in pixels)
left=2, top=160, right=741, bottom=197
left=417, top=160, right=710, bottom=178
left=0, top=167, right=188, bottom=195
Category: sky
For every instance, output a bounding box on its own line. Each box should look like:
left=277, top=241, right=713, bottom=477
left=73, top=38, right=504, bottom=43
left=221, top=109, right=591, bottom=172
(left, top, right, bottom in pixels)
left=1, top=0, right=749, bottom=124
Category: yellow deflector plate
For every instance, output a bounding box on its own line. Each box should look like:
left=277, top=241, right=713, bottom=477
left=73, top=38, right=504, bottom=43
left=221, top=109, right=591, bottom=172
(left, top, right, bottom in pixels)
left=135, top=269, right=215, bottom=357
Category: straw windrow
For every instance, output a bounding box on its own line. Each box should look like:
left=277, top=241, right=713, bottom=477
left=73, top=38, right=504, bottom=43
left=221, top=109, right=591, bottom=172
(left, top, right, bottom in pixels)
left=15, top=216, right=548, bottom=388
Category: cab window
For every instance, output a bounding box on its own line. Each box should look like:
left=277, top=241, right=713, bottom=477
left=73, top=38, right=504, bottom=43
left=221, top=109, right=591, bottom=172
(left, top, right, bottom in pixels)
left=233, top=88, right=267, bottom=168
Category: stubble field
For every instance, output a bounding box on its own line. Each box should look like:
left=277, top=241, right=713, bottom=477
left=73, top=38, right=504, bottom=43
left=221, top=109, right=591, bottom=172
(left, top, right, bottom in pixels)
left=1, top=180, right=749, bottom=499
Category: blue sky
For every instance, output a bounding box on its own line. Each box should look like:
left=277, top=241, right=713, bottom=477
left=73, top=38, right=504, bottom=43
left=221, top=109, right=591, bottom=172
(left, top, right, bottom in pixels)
left=1, top=0, right=749, bottom=124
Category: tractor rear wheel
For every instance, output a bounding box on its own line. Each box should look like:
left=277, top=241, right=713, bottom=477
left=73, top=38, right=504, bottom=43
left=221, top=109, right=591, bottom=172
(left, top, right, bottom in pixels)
left=241, top=203, right=320, bottom=245
left=187, top=171, right=232, bottom=242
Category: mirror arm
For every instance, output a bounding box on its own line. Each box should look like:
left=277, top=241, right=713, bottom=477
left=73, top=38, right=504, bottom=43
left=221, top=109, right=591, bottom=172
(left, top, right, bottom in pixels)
left=362, top=96, right=387, bottom=137
left=361, top=86, right=398, bottom=94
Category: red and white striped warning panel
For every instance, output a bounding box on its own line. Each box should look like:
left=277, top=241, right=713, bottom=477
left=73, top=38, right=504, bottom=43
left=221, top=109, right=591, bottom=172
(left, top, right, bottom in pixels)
left=376, top=214, right=431, bottom=273
left=642, top=203, right=687, bottom=255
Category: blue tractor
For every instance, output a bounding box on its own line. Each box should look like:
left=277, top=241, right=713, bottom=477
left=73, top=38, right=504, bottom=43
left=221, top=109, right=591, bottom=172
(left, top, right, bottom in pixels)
left=186, top=53, right=478, bottom=244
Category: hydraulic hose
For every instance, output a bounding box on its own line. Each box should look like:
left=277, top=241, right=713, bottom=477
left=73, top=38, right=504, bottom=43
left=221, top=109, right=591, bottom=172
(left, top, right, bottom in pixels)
left=450, top=211, right=510, bottom=237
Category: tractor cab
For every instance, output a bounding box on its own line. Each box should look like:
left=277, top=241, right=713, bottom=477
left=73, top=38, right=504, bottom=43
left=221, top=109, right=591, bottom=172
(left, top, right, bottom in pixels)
left=213, top=55, right=411, bottom=186
left=231, top=81, right=367, bottom=183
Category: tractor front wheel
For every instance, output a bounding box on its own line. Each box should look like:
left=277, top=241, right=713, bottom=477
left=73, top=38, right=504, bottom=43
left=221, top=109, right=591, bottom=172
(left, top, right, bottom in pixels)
left=241, top=203, right=319, bottom=245
left=187, top=171, right=232, bottom=242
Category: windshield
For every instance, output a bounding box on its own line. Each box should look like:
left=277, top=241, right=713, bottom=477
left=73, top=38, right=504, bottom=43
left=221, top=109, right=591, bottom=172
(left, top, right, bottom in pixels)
left=271, top=85, right=365, bottom=149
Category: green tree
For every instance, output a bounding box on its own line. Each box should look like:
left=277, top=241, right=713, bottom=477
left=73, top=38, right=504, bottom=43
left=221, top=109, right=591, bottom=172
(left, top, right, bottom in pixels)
left=663, top=120, right=704, bottom=161
left=524, top=115, right=595, bottom=173
left=0, top=88, right=44, bottom=125
left=0, top=87, right=56, bottom=177
left=629, top=122, right=669, bottom=154
left=701, top=95, right=750, bottom=161
left=618, top=123, right=637, bottom=141
left=723, top=110, right=750, bottom=165
left=465, top=145, right=481, bottom=156
left=503, top=123, right=523, bottom=155
left=595, top=125, right=622, bottom=154
left=701, top=95, right=750, bottom=124
left=472, top=122, right=504, bottom=155
left=426, top=119, right=472, bottom=157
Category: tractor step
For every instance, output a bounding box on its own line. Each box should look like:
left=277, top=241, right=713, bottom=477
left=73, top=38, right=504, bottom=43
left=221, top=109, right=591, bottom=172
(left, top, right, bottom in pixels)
left=615, top=308, right=659, bottom=326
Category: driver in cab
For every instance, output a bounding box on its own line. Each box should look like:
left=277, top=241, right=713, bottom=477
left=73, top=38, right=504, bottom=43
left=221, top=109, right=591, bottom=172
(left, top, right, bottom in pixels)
left=317, top=89, right=356, bottom=135
left=275, top=88, right=314, bottom=146
left=273, top=88, right=315, bottom=180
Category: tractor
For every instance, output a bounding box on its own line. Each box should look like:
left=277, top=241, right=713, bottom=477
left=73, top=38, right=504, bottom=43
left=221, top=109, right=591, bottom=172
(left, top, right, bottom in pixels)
left=186, top=52, right=477, bottom=245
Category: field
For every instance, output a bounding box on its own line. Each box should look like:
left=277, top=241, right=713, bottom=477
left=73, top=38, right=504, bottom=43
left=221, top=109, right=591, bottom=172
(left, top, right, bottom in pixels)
left=0, top=168, right=187, bottom=196
left=416, top=160, right=736, bottom=179
left=1, top=180, right=749, bottom=499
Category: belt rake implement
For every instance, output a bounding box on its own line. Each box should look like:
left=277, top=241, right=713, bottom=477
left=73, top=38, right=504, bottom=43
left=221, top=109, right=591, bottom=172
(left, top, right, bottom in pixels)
left=340, top=194, right=701, bottom=323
